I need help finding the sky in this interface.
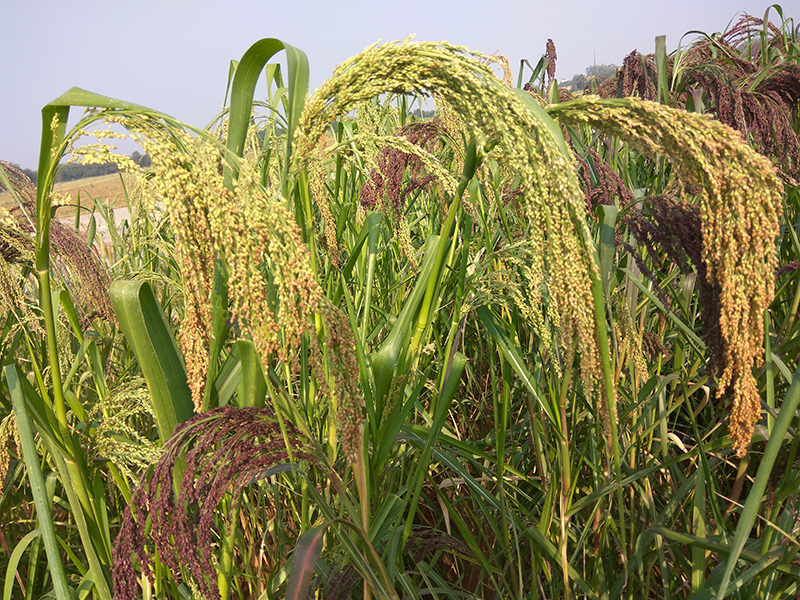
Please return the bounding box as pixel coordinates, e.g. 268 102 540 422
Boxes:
0 0 788 170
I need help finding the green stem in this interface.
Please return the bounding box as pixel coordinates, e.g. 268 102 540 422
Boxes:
37 270 68 435
217 505 239 600
353 434 371 600
558 352 575 600
591 272 628 563
409 137 479 353
765 311 775 435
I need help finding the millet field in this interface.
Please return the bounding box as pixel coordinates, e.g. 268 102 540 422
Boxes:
1 8 800 600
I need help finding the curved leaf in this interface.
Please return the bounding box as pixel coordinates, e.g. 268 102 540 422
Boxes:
5 366 72 600
223 38 309 193
110 280 194 441
3 529 40 600
286 524 326 600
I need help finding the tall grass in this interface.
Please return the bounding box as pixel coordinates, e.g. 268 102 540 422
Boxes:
1 9 800 600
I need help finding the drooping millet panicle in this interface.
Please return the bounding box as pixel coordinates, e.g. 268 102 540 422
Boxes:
0 195 40 337
0 160 115 328
0 412 20 487
322 527 472 599
50 216 116 325
309 297 363 461
775 260 799 280
607 50 664 101
125 125 219 412
0 159 37 202
623 195 725 380
358 118 449 269
214 154 326 371
461 238 562 375
85 377 161 481
545 39 558 83
719 13 787 52
557 87 576 103
99 111 362 458
63 126 139 174
550 96 783 456
308 138 340 268
406 526 473 565
293 40 602 392
678 36 800 181
359 119 446 216
575 147 635 210
112 406 319 600
596 14 800 181
611 291 649 388
485 53 514 88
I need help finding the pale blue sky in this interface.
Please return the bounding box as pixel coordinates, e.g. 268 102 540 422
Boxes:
0 0 787 169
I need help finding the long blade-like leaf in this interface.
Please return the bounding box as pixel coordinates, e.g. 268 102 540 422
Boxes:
110 280 194 441
3 529 40 600
476 306 558 428
5 366 72 600
36 87 172 263
223 38 309 193
286 524 326 600
716 362 800 598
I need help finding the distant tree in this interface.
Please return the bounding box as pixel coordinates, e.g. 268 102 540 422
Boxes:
560 64 619 91
409 108 436 119
130 151 151 168
562 73 588 91
54 162 119 183
585 64 619 80
22 168 37 183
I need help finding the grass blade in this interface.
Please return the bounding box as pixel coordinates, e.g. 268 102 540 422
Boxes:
110 280 194 441
475 306 557 428
286 524 326 600
716 360 800 598
5 366 72 600
223 38 309 194
3 529 39 600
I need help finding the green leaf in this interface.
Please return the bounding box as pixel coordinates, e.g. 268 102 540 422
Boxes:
3 529 40 600
371 235 438 416
402 352 468 540
716 361 800 598
655 35 670 104
621 267 706 352
598 204 618 299
514 88 572 158
692 450 707 593
235 340 267 408
203 257 231 411
523 525 600 600
110 280 194 442
286 524 326 600
223 38 309 194
5 366 72 600
36 87 165 265
475 306 558 428
215 345 245 408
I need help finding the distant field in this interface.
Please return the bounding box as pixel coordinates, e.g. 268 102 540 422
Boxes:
0 172 135 216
